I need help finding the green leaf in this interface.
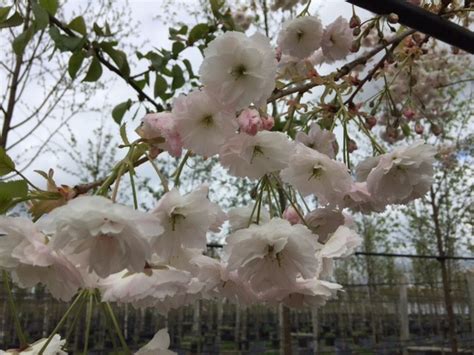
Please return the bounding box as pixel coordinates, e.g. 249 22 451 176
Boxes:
0 180 28 200
39 0 58 16
0 6 11 22
0 148 15 176
101 43 130 77
182 59 194 78
12 27 34 56
32 2 49 30
188 23 209 45
49 26 84 52
112 100 132 125
171 65 185 90
172 41 185 58
68 50 85 79
0 11 23 29
68 16 87 35
154 74 167 98
210 0 224 17
82 57 102 82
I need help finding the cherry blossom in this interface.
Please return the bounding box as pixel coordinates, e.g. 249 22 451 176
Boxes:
295 123 338 159
281 143 352 205
199 31 277 110
277 16 323 59
220 131 294 179
321 16 352 62
173 90 237 157
135 328 177 355
225 218 319 293
38 196 163 278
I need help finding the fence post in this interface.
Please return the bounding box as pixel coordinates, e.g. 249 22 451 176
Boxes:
311 308 318 354
399 275 409 355
467 270 474 336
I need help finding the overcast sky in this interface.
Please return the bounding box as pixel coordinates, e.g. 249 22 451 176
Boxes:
9 0 371 193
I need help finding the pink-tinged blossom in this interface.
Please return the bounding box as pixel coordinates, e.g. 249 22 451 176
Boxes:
320 226 362 259
225 218 319 293
136 328 177 355
356 141 436 205
260 278 342 308
100 266 194 310
316 226 362 279
191 255 258 304
1 334 67 354
282 206 302 225
277 16 323 59
305 207 345 243
136 112 183 158
151 185 225 262
0 217 82 301
199 31 277 110
343 182 385 214
295 123 338 159
280 144 352 205
321 17 352 62
220 131 293 179
172 90 237 157
38 196 163 278
0 217 42 269
228 205 270 232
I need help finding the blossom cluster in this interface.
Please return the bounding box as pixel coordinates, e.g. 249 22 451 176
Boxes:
0 10 440 354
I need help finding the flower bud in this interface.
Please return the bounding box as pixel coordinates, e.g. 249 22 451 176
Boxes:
415 122 424 134
350 40 360 53
348 139 358 153
365 116 377 129
388 13 399 24
352 27 361 36
403 108 416 120
431 124 442 136
283 206 302 225
349 15 361 29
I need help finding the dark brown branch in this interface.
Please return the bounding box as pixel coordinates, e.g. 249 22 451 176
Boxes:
267 29 416 103
48 16 162 111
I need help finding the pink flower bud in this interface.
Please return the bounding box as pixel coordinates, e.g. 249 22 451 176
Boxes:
261 115 275 131
415 122 424 134
365 116 377 129
237 108 262 136
403 108 416 120
348 139 358 153
283 206 301 225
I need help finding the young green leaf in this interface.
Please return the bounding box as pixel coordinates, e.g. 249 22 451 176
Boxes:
68 16 87 35
171 65 185 90
0 148 15 176
82 57 103 82
0 180 28 199
39 0 58 16
112 100 132 125
12 27 34 56
32 2 49 30
154 74 168 98
0 11 23 29
68 50 85 79
188 23 209 45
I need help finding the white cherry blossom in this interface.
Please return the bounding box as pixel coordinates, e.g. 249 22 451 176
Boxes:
225 218 319 293
135 328 176 355
277 16 323 59
295 123 338 159
321 16 352 62
38 196 163 278
173 90 237 157
199 31 277 110
220 131 293 179
280 143 352 205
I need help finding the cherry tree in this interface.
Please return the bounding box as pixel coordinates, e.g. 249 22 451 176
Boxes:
0 0 472 353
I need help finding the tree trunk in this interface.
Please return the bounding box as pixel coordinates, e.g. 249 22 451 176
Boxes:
430 188 458 354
